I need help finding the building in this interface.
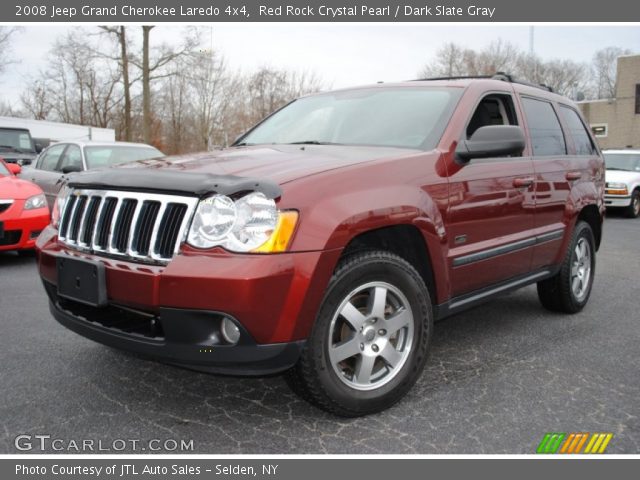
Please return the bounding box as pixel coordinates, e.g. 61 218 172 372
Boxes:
578 54 640 150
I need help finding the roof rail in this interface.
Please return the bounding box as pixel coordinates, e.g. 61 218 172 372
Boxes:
413 72 554 93
491 72 554 93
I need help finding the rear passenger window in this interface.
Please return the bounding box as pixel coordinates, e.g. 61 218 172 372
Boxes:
521 97 566 156
559 106 596 155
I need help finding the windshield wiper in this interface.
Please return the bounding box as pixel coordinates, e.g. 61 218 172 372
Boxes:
287 141 342 145
234 142 255 147
606 167 629 171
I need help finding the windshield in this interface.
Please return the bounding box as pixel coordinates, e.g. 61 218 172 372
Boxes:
238 87 462 150
604 153 640 172
84 146 164 169
0 129 34 153
0 162 9 176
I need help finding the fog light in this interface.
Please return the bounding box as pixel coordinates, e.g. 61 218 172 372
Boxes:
221 317 241 344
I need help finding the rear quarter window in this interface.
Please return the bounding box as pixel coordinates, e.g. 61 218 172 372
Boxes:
559 105 596 156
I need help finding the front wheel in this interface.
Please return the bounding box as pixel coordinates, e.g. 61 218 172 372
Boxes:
286 251 433 417
537 221 596 313
625 190 640 218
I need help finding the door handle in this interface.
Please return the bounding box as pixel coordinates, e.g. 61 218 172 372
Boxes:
565 171 581 181
513 177 534 188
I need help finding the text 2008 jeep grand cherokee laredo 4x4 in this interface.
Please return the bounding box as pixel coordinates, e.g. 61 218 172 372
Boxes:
36 74 605 416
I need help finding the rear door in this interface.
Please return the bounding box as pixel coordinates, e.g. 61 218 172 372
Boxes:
446 88 536 297
518 97 598 269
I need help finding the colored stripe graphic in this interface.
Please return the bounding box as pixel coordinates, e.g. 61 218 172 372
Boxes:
537 433 566 453
585 433 613 454
538 432 613 454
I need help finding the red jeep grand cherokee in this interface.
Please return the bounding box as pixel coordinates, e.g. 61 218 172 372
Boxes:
36 75 605 416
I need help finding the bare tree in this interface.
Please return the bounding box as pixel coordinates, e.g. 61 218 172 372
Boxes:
418 42 470 78
20 79 52 120
134 26 199 144
186 51 236 150
25 30 123 129
0 27 19 76
100 26 134 140
592 46 632 99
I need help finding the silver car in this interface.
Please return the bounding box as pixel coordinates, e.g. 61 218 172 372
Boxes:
22 141 164 208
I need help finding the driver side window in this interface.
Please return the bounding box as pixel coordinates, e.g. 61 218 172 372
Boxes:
467 94 519 139
38 144 66 171
58 145 83 172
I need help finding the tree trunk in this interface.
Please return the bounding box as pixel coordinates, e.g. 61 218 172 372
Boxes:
119 27 132 142
142 26 153 144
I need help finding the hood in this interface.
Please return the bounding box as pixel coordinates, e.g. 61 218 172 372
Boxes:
605 169 640 185
0 150 37 166
0 175 43 200
68 145 418 197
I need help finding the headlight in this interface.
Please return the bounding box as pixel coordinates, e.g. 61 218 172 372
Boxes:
187 192 298 253
24 193 47 210
51 186 71 228
606 182 627 190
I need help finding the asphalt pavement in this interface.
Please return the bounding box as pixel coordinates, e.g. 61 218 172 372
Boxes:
1 214 638 454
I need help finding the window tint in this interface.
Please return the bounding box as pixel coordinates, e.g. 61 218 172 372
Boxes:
521 97 566 156
559 106 596 156
38 144 66 171
58 145 83 172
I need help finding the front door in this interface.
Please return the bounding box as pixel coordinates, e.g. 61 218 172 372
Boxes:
446 91 536 297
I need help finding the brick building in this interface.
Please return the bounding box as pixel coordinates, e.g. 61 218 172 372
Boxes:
578 54 640 149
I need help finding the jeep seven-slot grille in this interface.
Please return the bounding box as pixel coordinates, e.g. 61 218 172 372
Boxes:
58 189 198 264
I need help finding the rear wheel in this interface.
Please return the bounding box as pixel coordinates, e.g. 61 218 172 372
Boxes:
286 250 432 417
537 221 596 313
625 190 640 218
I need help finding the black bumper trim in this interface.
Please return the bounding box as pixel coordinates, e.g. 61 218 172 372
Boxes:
49 300 305 376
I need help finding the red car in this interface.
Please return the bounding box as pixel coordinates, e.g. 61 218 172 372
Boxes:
0 159 50 252
36 75 604 416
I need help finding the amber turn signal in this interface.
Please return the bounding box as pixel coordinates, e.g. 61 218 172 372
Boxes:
252 211 299 253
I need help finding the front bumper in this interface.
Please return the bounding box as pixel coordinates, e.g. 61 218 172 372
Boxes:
604 194 631 208
0 206 49 251
45 283 305 375
36 226 341 375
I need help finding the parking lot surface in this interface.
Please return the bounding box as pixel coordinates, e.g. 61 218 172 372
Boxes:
1 215 639 454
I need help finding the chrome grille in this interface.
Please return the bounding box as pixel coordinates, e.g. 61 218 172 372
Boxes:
58 189 198 264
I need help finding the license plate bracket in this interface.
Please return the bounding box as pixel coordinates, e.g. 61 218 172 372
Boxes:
57 256 107 307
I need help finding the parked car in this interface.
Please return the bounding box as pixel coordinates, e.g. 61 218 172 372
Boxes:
603 149 640 218
35 74 604 416
23 141 164 208
0 127 40 166
0 159 50 253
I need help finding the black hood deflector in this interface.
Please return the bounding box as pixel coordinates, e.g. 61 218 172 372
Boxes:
66 168 282 199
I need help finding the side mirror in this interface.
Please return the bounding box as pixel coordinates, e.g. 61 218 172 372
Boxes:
34 142 43 153
62 165 82 174
7 163 22 175
456 125 525 162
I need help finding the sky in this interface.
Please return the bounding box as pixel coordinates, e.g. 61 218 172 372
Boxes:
1 24 639 107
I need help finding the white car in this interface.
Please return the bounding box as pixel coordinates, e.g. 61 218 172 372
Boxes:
604 149 640 218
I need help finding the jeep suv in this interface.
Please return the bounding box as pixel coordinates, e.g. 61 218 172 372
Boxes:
0 127 39 166
36 75 605 416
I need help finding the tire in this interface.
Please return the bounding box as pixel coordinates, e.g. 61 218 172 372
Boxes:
286 250 433 417
537 221 596 313
625 190 640 218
